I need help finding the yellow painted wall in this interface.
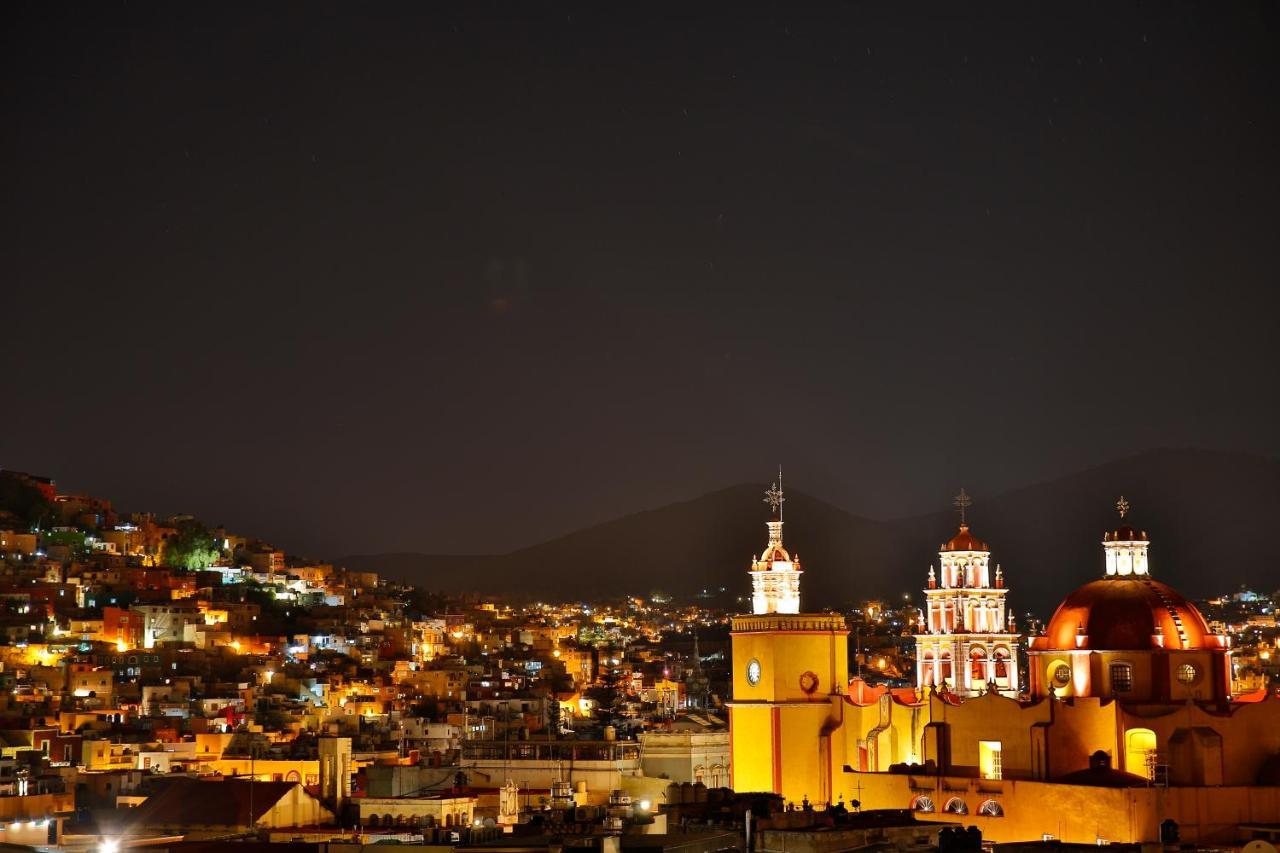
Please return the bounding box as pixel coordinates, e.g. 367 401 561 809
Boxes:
1046 698 1119 778
729 704 774 793
844 696 931 771
925 692 1051 778
731 615 847 698
210 757 320 785
845 767 1280 844
778 703 842 806
848 771 1158 843
1119 694 1280 786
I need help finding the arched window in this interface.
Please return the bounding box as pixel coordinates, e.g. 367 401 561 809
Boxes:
1125 728 1157 780
970 649 987 682
911 795 935 813
367 814 381 827
944 797 968 815
978 800 1004 817
920 652 935 687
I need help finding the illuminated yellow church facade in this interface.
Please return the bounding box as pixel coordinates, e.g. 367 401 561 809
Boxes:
728 487 1280 844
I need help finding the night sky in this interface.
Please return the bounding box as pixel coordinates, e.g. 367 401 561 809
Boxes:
3 4 1277 559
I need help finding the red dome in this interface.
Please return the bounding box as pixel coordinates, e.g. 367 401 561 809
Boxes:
758 542 793 564
1104 525 1148 542
942 524 987 552
1041 577 1211 651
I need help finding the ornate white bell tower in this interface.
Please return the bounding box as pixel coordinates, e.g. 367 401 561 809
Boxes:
749 469 802 615
914 489 1021 698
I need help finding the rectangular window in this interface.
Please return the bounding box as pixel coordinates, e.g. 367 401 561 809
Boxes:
979 741 1002 780
1110 663 1133 693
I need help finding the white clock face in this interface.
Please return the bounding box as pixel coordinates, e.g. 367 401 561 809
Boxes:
746 659 762 686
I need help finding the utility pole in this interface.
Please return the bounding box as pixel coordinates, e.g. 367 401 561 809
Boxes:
855 627 862 678
248 742 255 835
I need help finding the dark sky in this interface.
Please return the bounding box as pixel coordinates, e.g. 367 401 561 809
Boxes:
3 3 1277 559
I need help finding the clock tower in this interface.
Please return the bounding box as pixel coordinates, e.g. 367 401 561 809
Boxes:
728 472 849 806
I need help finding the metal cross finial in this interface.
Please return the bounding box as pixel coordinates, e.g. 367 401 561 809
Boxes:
764 467 785 519
953 488 972 524
1116 496 1130 519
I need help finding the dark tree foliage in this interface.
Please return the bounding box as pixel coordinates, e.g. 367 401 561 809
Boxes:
162 520 221 569
0 476 56 530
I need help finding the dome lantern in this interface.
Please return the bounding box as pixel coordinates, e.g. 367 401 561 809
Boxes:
749 468 802 615
1103 496 1150 578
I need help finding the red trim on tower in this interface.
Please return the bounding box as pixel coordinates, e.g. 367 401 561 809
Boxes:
727 706 734 789
771 706 783 794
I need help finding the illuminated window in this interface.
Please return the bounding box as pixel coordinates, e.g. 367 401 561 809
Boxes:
978 800 1004 817
979 741 1002 780
1176 664 1198 684
1124 728 1157 780
1110 663 1133 693
911 796 935 813
944 797 968 815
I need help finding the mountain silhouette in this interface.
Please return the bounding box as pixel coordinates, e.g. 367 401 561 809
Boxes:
341 449 1280 616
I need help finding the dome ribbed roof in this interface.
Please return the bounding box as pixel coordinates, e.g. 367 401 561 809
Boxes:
1041 577 1211 651
942 524 987 552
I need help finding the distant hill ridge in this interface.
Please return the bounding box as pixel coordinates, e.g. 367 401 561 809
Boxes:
341 449 1280 615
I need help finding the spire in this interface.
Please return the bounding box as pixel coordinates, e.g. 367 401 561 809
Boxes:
763 468 785 547
953 488 972 525
764 467 785 521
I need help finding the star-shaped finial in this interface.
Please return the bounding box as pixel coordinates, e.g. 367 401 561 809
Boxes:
764 481 785 516
1116 496 1130 519
953 488 972 524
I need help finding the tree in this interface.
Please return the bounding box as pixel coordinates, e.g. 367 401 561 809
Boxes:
162 520 221 569
0 475 56 530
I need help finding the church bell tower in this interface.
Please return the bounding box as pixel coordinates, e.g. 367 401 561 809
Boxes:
914 489 1022 698
729 470 848 807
